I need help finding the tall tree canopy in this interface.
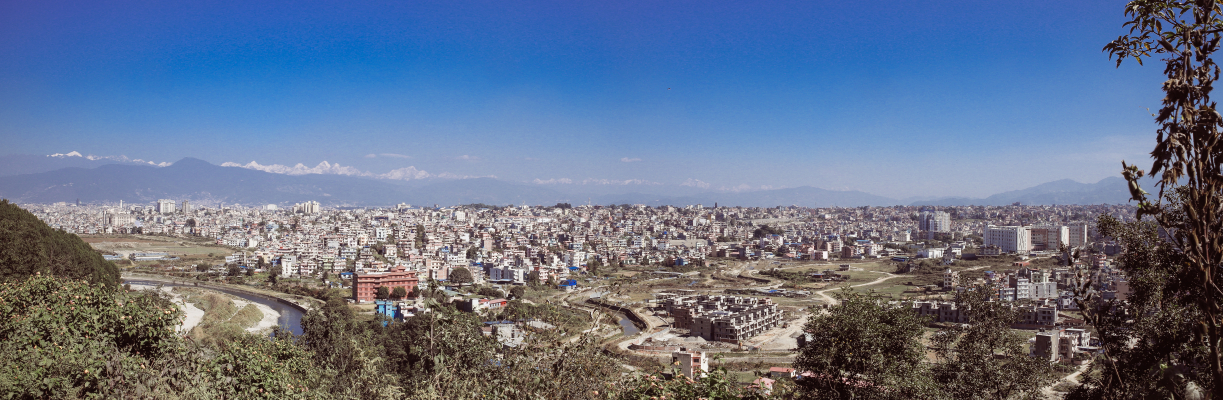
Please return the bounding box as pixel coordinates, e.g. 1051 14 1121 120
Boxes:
0 200 119 287
449 267 474 285
1095 1 1223 398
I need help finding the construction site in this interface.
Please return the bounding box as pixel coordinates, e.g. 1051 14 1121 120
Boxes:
661 294 785 343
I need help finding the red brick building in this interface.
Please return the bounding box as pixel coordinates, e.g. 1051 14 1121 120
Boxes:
353 266 419 303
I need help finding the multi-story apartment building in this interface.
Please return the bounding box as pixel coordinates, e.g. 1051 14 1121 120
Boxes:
918 209 952 233
1067 224 1088 247
156 199 176 213
1030 225 1068 251
352 266 420 303
665 295 783 343
984 225 1031 254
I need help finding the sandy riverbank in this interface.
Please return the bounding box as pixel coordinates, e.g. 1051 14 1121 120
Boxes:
128 284 205 334
232 298 281 333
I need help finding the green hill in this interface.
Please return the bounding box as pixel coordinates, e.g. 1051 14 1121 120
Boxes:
0 199 119 287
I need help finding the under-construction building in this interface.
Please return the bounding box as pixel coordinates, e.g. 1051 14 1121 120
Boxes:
664 295 783 343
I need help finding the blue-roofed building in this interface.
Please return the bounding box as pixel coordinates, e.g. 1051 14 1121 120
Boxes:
374 300 409 325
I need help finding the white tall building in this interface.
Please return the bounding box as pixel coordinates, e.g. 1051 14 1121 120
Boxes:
156 199 176 213
918 209 952 233
294 201 320 214
180 199 191 213
984 225 1032 254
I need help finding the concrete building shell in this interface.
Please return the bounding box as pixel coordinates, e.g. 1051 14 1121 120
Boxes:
665 295 783 343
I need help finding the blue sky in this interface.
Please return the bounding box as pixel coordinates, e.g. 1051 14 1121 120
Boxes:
0 0 1163 198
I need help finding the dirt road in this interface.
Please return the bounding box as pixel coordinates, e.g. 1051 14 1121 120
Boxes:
814 273 901 305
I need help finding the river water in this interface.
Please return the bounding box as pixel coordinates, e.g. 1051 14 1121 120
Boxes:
615 312 641 335
123 279 305 336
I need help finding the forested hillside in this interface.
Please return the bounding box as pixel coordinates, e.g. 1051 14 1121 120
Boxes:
0 199 119 287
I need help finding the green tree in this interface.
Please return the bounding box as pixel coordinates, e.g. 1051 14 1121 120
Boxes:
930 290 1055 399
227 264 241 277
1094 2 1223 397
465 246 479 260
752 224 784 239
300 293 402 398
449 267 474 285
390 286 407 300
527 271 541 287
587 258 603 275
0 200 120 287
1066 215 1213 399
509 286 525 299
414 224 426 249
0 273 322 398
477 287 504 298
375 286 389 300
793 291 935 399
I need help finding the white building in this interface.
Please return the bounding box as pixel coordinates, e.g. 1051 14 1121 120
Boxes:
918 247 945 259
918 209 951 233
984 225 1032 254
671 349 708 379
294 201 320 214
489 266 526 284
156 199 176 213
1029 269 1059 300
107 213 135 226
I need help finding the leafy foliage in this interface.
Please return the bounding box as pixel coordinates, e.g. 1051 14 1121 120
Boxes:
477 286 504 298
0 199 119 287
793 291 935 399
1097 1 1223 397
1066 216 1213 399
752 225 784 239
615 366 786 400
794 290 1053 399
928 291 1055 400
0 273 322 399
449 267 474 285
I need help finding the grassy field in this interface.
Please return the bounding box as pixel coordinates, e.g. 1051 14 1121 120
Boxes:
83 234 238 267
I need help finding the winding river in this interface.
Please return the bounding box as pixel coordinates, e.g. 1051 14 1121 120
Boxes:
123 279 306 336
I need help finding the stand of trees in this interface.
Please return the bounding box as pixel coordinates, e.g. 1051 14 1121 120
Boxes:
0 200 119 288
1066 2 1223 398
794 290 1055 399
448 267 473 285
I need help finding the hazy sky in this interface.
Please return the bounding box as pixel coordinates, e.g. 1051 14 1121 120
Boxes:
0 0 1165 198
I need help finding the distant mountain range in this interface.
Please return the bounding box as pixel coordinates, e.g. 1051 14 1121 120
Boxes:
908 177 1148 207
0 157 1144 207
